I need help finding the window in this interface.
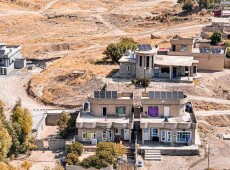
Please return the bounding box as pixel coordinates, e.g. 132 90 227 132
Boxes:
161 131 166 141
115 128 121 135
161 67 169 73
176 131 191 143
139 56 142 67
108 131 112 141
127 65 130 70
151 128 158 137
181 44 187 51
82 131 96 140
102 107 107 117
172 45 176 51
193 66 197 74
146 56 150 68
167 131 172 142
102 131 107 141
116 106 126 115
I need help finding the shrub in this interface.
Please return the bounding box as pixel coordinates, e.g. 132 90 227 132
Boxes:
139 77 150 87
67 142 84 156
182 0 193 11
96 142 126 157
210 31 222 45
66 153 79 165
103 38 137 63
80 155 109 169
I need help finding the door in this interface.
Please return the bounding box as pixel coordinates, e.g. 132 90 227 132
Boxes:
124 129 130 140
102 107 107 117
102 131 107 141
164 107 169 117
167 131 172 142
173 67 177 77
143 128 149 141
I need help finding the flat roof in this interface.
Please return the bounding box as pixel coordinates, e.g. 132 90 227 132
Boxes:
154 55 198 67
212 17 230 23
140 112 192 124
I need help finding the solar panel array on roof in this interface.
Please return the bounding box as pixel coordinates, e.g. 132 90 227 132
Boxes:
94 91 117 99
137 44 152 51
199 48 222 54
149 91 184 100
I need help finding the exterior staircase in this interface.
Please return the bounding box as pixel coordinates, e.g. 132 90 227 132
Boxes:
144 149 162 161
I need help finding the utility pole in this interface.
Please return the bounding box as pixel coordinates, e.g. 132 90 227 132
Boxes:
207 143 210 169
134 135 137 170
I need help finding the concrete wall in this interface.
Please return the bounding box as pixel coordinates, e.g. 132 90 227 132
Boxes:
88 97 133 117
48 139 66 150
119 62 136 78
224 57 230 68
45 112 78 126
141 128 196 144
66 165 113 170
192 53 225 71
35 140 44 150
76 128 115 142
135 54 155 79
160 148 199 156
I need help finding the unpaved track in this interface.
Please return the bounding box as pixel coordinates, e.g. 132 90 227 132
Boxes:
188 95 230 105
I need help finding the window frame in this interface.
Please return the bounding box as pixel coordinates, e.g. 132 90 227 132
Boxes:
116 106 126 115
139 56 142 67
115 128 121 135
176 131 192 143
146 56 150 68
161 130 166 142
102 106 107 117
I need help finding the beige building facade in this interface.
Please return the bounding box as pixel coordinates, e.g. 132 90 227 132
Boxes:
140 91 198 145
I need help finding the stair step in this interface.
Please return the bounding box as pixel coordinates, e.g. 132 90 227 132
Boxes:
144 155 161 158
145 153 161 156
144 157 162 161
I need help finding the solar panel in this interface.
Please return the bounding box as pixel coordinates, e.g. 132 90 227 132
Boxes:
94 91 100 98
161 91 167 99
106 91 112 99
137 44 152 51
172 91 178 99
148 91 184 100
155 91 161 99
100 91 106 98
112 91 117 99
149 91 155 99
167 92 172 99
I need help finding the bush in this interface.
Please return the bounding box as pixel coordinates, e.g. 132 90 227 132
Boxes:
67 142 84 156
66 153 79 165
96 142 126 157
103 38 137 63
80 155 110 169
182 0 193 11
210 31 222 45
139 77 150 87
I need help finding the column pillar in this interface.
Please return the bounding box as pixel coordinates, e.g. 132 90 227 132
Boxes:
129 129 132 143
142 129 145 144
169 66 172 80
188 66 191 80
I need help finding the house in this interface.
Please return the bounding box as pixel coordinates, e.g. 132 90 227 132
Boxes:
201 18 230 40
169 35 226 71
118 44 199 81
0 43 26 75
140 91 198 145
75 91 134 143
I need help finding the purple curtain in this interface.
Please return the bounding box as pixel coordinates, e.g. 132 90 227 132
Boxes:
148 107 158 117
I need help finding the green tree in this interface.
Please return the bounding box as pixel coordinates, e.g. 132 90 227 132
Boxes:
0 126 12 161
97 151 115 165
67 142 84 156
182 0 193 11
96 142 126 157
210 31 222 45
57 112 71 137
66 153 79 165
103 38 137 63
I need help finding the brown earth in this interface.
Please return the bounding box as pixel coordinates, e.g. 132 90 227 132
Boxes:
0 0 218 107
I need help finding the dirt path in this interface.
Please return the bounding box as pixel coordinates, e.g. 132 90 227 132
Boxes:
195 110 230 115
188 95 230 105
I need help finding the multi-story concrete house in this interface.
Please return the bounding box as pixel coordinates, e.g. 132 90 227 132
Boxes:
201 17 230 40
140 91 198 145
76 90 198 148
169 35 226 71
75 91 134 143
118 44 199 81
0 43 26 75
